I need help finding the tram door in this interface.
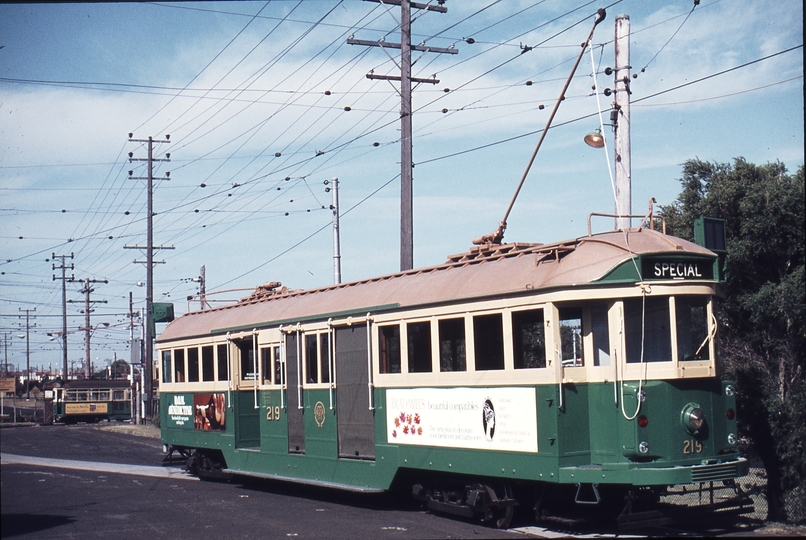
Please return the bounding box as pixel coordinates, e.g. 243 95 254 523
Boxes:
285 333 305 454
335 325 375 459
234 339 260 449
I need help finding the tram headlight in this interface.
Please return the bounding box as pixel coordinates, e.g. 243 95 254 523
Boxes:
725 384 735 396
727 433 738 445
638 441 649 454
681 403 706 435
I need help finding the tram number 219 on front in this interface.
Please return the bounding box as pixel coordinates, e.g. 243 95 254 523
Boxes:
683 439 703 454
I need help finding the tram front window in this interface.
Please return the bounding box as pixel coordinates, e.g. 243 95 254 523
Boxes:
625 296 672 363
559 308 583 367
676 297 711 361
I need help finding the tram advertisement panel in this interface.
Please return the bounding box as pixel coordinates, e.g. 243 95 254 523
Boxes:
386 387 537 453
193 393 226 431
166 393 194 428
65 403 108 414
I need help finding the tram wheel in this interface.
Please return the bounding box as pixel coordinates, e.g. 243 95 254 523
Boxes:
493 483 514 529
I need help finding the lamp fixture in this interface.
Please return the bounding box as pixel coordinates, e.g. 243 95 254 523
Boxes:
584 127 605 148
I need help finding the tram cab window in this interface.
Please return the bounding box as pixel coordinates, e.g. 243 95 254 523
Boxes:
439 318 466 372
676 297 711 361
407 321 432 373
559 308 584 367
162 350 172 383
590 305 611 367
275 347 284 385
625 296 672 363
379 325 401 374
513 309 546 369
235 339 256 380
261 346 282 384
261 347 272 384
202 345 215 382
216 344 228 381
188 347 200 382
175 349 186 382
474 313 504 371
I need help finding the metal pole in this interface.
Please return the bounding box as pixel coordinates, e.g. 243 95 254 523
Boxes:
400 0 413 271
330 178 342 284
614 14 632 229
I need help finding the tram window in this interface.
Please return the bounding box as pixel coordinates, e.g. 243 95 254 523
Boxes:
305 334 318 383
407 321 432 373
162 350 172 383
274 346 283 385
676 297 711 361
379 325 401 374
202 346 214 382
625 296 672 363
175 349 186 382
236 339 256 380
439 318 466 372
559 308 584 367
590 306 611 367
261 347 272 384
320 334 331 383
513 309 546 369
113 390 125 400
217 344 228 381
474 314 504 371
187 347 200 382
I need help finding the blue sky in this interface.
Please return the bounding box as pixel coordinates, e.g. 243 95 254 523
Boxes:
1 0 803 374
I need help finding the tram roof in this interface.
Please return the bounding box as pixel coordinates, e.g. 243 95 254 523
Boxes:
157 228 714 342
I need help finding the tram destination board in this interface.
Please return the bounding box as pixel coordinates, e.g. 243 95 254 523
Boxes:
642 257 714 281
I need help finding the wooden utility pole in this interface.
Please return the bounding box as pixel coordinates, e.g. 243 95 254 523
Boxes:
74 278 108 379
18 308 35 398
127 134 171 420
51 253 74 379
614 14 632 229
348 0 456 271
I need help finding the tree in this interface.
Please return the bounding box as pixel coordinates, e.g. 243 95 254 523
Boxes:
661 158 805 524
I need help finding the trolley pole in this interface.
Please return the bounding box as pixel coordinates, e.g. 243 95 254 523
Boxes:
614 14 632 229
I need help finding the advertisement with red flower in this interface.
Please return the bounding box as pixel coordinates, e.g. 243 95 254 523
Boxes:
386 387 537 453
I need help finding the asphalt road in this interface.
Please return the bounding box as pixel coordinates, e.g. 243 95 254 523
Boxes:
1 423 524 539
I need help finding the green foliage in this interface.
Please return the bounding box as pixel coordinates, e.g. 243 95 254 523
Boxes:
661 158 805 523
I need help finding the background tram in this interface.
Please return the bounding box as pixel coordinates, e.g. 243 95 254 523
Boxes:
156 223 749 528
52 379 132 424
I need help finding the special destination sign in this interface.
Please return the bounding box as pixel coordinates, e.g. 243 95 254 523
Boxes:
641 257 714 281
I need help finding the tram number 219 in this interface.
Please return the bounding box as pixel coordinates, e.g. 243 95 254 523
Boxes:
683 438 703 454
266 406 282 421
